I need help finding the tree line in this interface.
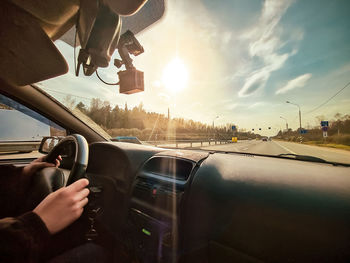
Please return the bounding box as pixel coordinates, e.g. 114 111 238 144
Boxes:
65 96 256 141
276 113 350 145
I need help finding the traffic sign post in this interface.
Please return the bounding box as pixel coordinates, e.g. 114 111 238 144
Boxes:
231 125 237 141
300 129 308 134
321 121 329 138
321 121 329 127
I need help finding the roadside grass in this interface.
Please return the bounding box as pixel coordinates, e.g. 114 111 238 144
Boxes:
303 141 350 151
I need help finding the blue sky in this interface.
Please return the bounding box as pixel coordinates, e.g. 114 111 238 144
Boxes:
0 110 50 141
41 0 350 136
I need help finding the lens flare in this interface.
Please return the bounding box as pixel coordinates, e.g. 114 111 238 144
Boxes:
162 57 188 92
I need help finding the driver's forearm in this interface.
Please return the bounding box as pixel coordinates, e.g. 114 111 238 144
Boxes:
0 164 31 217
0 212 51 263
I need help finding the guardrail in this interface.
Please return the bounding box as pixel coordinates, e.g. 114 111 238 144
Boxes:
0 141 41 153
0 139 235 153
144 139 233 148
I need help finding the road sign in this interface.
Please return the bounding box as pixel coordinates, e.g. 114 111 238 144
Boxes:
321 121 329 127
300 129 308 134
323 131 328 138
232 125 236 131
322 126 328 132
232 137 237 143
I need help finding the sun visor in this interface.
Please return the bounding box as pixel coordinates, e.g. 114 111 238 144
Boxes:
0 1 68 86
60 0 165 47
121 0 165 35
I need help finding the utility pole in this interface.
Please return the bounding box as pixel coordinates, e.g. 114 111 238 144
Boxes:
280 116 289 131
286 101 302 137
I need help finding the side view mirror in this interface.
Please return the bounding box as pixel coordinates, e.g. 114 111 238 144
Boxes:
39 136 62 154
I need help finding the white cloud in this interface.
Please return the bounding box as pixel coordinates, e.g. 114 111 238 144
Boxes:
226 103 240 110
222 31 232 45
275 73 312 94
238 69 269 97
248 101 267 108
158 92 170 102
238 0 300 97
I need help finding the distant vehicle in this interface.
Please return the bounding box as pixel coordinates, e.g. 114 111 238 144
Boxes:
262 137 268 141
111 136 142 144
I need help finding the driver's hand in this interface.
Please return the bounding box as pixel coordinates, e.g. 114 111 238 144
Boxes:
22 155 62 177
33 178 90 234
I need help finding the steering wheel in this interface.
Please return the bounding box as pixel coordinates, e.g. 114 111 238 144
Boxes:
45 134 89 186
23 134 89 211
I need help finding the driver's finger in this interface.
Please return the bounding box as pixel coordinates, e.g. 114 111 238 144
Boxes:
33 156 46 163
76 197 89 209
74 188 90 202
31 162 55 171
67 178 89 192
55 158 60 167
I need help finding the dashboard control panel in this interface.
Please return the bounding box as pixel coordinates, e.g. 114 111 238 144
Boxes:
127 154 206 262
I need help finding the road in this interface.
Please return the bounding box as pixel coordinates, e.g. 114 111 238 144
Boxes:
201 140 350 164
1 140 349 165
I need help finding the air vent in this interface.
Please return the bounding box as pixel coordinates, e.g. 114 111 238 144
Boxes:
135 180 153 191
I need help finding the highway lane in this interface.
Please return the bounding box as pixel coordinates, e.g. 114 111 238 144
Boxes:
1 140 349 165
201 140 350 164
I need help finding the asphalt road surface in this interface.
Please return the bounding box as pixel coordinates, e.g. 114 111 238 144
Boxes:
201 140 350 164
1 140 349 165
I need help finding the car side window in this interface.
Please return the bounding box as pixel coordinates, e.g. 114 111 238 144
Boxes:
0 94 66 160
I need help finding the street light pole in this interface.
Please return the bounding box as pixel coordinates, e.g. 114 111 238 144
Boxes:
286 101 302 133
280 116 289 131
212 116 219 140
212 116 219 128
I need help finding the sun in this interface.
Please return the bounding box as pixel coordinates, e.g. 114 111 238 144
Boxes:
162 57 188 92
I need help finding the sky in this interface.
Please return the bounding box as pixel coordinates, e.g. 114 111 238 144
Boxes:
40 0 350 136
0 110 50 141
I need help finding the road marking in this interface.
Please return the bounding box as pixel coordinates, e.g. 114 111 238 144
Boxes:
273 141 297 154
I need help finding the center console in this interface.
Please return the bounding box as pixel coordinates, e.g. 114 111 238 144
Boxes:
126 151 208 262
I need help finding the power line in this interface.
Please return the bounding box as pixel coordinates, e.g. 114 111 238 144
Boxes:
41 87 93 101
305 81 350 115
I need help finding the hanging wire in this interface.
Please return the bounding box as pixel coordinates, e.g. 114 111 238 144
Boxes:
305 81 350 115
74 27 78 76
95 70 120 86
74 10 80 77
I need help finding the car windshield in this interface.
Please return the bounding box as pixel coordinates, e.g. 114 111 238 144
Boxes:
39 0 350 165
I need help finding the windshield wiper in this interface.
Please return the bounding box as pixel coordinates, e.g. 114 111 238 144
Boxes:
278 153 326 163
277 153 350 167
200 150 350 167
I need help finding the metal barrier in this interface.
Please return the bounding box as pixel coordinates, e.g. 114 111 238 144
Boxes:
144 139 233 148
0 141 41 153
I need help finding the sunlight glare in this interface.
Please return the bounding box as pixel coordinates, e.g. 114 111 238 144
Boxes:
162 57 188 92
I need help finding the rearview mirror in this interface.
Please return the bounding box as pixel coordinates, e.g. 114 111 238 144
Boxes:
39 136 62 154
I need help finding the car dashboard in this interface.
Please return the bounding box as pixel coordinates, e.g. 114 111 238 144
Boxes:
85 141 350 263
